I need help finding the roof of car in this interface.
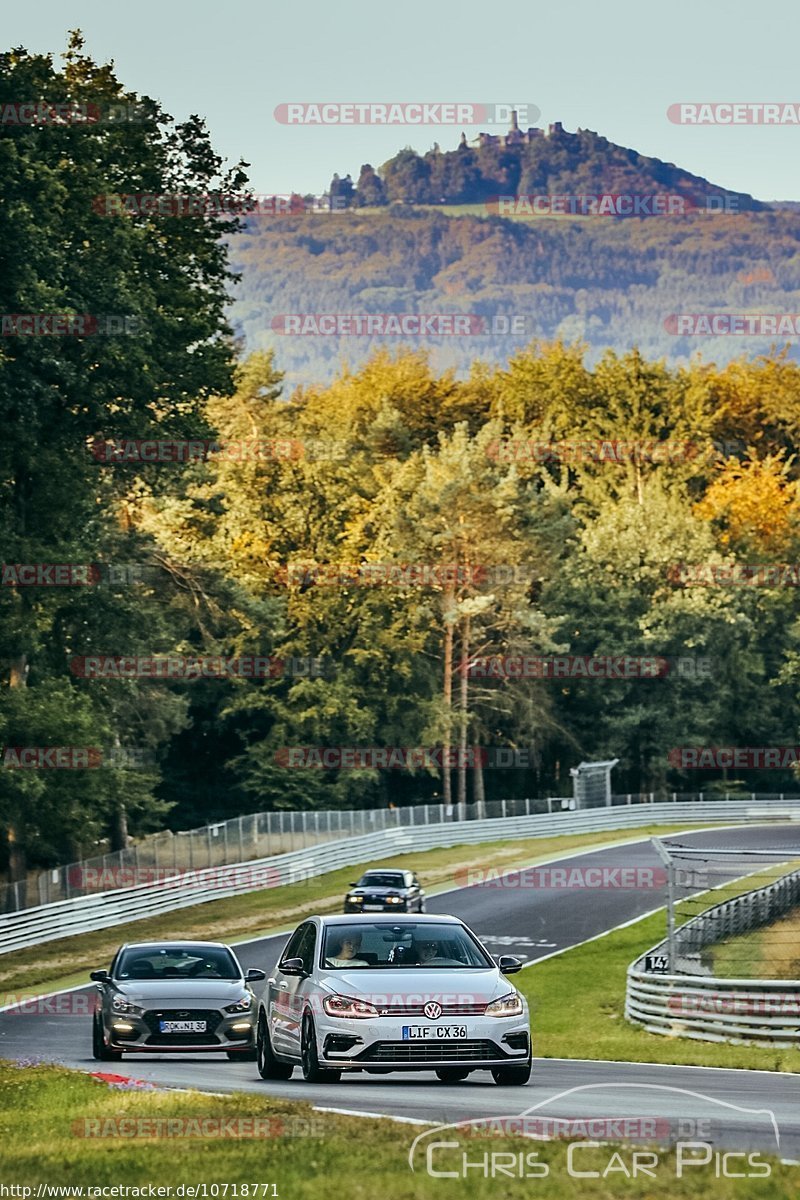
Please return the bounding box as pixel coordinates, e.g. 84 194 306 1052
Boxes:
316 913 461 926
361 867 410 874
121 940 232 951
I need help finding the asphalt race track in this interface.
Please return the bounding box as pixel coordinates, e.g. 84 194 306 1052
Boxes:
2 824 799 1158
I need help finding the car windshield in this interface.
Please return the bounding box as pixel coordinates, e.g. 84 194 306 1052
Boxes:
321 922 492 969
115 946 240 980
356 873 405 888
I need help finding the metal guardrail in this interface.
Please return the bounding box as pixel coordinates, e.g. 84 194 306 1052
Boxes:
8 790 800 913
2 797 799 957
626 863 800 1046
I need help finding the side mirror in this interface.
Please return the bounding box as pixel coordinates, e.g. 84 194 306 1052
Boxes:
279 957 306 977
90 969 109 983
498 955 522 975
245 967 267 982
349 882 357 887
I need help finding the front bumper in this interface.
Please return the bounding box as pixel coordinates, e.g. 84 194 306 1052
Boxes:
105 1008 256 1052
343 898 409 912
316 1016 530 1070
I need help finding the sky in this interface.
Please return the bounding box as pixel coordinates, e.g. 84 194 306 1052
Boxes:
5 0 800 201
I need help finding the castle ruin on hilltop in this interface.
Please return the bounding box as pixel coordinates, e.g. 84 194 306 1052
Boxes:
458 112 566 150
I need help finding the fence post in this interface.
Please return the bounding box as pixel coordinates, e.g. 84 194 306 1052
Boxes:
651 838 676 970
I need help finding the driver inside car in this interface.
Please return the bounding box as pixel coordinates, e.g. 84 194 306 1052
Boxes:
325 932 368 968
413 938 443 963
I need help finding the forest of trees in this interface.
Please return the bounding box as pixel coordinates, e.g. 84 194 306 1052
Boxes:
231 206 800 385
3 38 800 885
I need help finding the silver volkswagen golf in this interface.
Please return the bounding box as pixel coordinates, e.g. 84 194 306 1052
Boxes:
256 915 531 1085
91 940 265 1060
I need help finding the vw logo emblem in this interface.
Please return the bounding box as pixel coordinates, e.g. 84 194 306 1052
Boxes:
423 1001 442 1020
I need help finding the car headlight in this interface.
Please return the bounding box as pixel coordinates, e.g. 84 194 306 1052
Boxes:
111 996 143 1015
323 995 379 1019
385 895 403 904
347 893 363 902
485 992 524 1018
224 995 254 1013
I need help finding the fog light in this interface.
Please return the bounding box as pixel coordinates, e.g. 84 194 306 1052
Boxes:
112 1021 134 1032
230 1021 253 1031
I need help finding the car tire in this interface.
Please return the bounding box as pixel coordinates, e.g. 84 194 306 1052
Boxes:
226 1047 258 1061
418 899 426 913
435 1068 470 1083
491 1058 531 1086
300 1013 341 1084
92 1014 123 1062
256 1013 293 1080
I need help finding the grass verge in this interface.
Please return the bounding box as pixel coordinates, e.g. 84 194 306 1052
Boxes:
519 908 800 1072
1 825 702 998
0 1061 794 1196
710 905 800 980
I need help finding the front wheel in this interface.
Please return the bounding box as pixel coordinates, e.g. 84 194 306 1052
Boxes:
418 898 426 913
435 1068 469 1083
92 1015 122 1062
256 1013 293 1080
491 1058 531 1087
301 1013 341 1083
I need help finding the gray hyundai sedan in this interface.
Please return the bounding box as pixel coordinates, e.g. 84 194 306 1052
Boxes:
90 940 265 1061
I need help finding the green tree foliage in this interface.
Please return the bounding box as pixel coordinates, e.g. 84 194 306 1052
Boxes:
0 34 247 884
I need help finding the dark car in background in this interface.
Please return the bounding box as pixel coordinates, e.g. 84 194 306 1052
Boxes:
90 940 265 1061
343 868 426 913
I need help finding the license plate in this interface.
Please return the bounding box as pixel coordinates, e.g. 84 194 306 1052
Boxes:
402 1025 467 1039
159 1019 206 1033
363 904 383 910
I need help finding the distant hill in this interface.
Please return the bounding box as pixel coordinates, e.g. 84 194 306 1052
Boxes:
227 125 799 388
330 121 766 214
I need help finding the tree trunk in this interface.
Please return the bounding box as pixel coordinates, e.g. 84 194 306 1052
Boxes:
6 647 28 906
473 744 485 813
109 733 130 852
457 615 470 808
110 802 129 853
8 654 28 688
441 584 454 807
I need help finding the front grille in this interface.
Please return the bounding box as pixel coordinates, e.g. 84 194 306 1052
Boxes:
357 1040 501 1062
143 1008 222 1045
376 1002 487 1016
